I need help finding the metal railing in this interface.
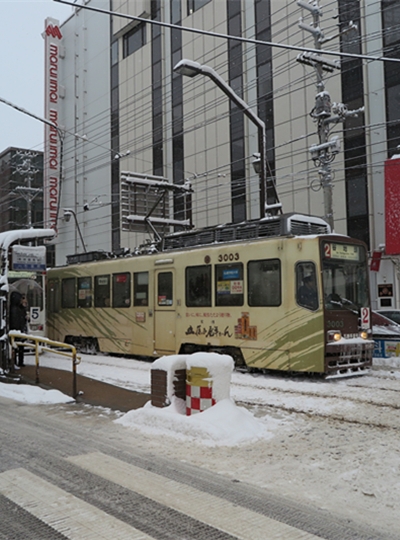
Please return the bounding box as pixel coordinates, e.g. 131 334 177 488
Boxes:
8 332 81 398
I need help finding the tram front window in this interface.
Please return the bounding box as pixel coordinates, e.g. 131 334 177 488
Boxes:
322 241 368 310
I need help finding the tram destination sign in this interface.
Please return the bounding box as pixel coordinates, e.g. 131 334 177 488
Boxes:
324 242 360 261
12 245 46 271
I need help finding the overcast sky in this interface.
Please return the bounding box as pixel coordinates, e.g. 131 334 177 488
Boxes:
0 0 73 154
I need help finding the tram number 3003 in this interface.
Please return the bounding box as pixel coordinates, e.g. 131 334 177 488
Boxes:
218 253 239 262
327 320 344 329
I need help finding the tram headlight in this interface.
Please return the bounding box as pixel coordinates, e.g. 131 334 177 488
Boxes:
327 330 342 342
359 330 369 340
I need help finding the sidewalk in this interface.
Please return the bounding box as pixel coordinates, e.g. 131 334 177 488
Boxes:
19 365 150 412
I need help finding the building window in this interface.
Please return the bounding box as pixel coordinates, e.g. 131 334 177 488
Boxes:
255 0 276 201
338 0 369 248
227 1 246 224
382 1 400 47
110 33 120 251
123 22 146 58
187 0 211 15
152 1 163 177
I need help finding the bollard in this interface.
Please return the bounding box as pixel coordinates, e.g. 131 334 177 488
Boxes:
186 352 234 416
151 355 187 408
186 366 215 415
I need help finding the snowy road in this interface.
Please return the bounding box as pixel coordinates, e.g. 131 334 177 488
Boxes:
6 351 400 535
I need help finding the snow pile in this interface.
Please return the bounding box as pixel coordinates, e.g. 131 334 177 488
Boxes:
115 397 273 447
135 352 263 445
0 382 73 404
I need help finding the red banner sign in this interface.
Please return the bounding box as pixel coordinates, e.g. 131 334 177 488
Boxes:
385 157 400 255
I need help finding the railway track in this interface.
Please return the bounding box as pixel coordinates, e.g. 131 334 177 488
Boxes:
231 368 400 430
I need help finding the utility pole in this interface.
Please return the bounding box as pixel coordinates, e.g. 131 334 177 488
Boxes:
14 151 43 228
297 0 363 230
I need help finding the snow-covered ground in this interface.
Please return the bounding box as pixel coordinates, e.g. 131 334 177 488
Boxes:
1 351 400 534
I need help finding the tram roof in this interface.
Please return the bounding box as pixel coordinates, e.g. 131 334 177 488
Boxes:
65 213 333 266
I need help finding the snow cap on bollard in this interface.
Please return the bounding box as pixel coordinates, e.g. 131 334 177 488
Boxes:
186 352 234 416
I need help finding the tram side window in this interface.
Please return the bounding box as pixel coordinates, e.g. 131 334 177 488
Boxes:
77 277 92 308
215 263 243 307
296 262 319 311
158 272 173 306
248 259 281 306
61 278 75 309
134 272 149 306
113 273 131 308
48 279 60 313
186 265 211 307
94 275 110 307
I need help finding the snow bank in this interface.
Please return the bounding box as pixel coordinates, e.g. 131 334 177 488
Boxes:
0 382 73 404
118 352 269 446
115 397 273 447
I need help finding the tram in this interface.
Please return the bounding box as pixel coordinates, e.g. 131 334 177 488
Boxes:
46 213 374 377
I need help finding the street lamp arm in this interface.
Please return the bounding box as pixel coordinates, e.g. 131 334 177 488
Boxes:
63 208 87 253
174 59 282 218
174 60 265 131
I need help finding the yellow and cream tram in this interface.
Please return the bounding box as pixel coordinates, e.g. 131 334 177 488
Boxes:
47 214 374 377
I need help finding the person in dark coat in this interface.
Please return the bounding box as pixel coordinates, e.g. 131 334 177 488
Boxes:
9 291 27 367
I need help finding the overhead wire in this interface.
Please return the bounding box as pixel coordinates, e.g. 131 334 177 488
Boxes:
28 0 399 249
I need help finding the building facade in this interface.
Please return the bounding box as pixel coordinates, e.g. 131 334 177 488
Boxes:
52 1 112 264
53 0 400 308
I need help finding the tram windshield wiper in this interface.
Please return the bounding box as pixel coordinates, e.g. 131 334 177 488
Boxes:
328 294 359 314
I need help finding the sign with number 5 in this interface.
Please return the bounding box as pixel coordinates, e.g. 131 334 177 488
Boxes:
30 307 41 322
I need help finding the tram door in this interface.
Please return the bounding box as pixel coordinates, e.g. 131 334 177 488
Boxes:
154 270 176 354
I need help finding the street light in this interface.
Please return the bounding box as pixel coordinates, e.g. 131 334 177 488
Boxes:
173 59 281 218
63 208 87 253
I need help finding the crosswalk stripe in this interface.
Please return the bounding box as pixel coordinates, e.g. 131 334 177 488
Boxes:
68 452 322 540
0 468 155 540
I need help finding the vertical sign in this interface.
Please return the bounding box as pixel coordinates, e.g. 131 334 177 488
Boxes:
43 17 62 231
360 307 370 330
385 157 400 255
370 251 382 272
